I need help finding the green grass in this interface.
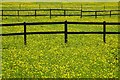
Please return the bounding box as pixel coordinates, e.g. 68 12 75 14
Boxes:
1 2 119 78
2 2 119 10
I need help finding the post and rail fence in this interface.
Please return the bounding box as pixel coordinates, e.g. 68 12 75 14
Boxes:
0 21 120 45
0 9 120 19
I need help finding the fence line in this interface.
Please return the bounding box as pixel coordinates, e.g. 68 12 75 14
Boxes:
1 9 120 19
0 21 120 45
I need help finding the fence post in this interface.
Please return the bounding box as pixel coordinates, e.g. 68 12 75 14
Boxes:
35 10 36 17
64 10 66 16
2 10 3 20
95 11 97 18
24 22 27 45
81 9 82 18
103 21 106 43
65 20 67 43
18 10 19 21
18 10 19 16
50 9 51 19
110 11 111 17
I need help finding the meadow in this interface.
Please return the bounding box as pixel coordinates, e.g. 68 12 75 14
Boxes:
1 2 120 78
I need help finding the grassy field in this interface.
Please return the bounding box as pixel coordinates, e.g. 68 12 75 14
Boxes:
1 2 119 78
2 2 119 10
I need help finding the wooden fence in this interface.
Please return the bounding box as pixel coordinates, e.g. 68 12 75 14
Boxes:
1 9 120 19
0 21 120 45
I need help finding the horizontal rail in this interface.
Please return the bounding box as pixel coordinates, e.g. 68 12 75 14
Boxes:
70 9 120 12
0 9 120 12
1 22 120 26
0 31 64 36
1 14 120 16
1 32 120 36
68 32 120 34
0 14 50 16
67 22 120 25
1 23 24 26
1 14 119 18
